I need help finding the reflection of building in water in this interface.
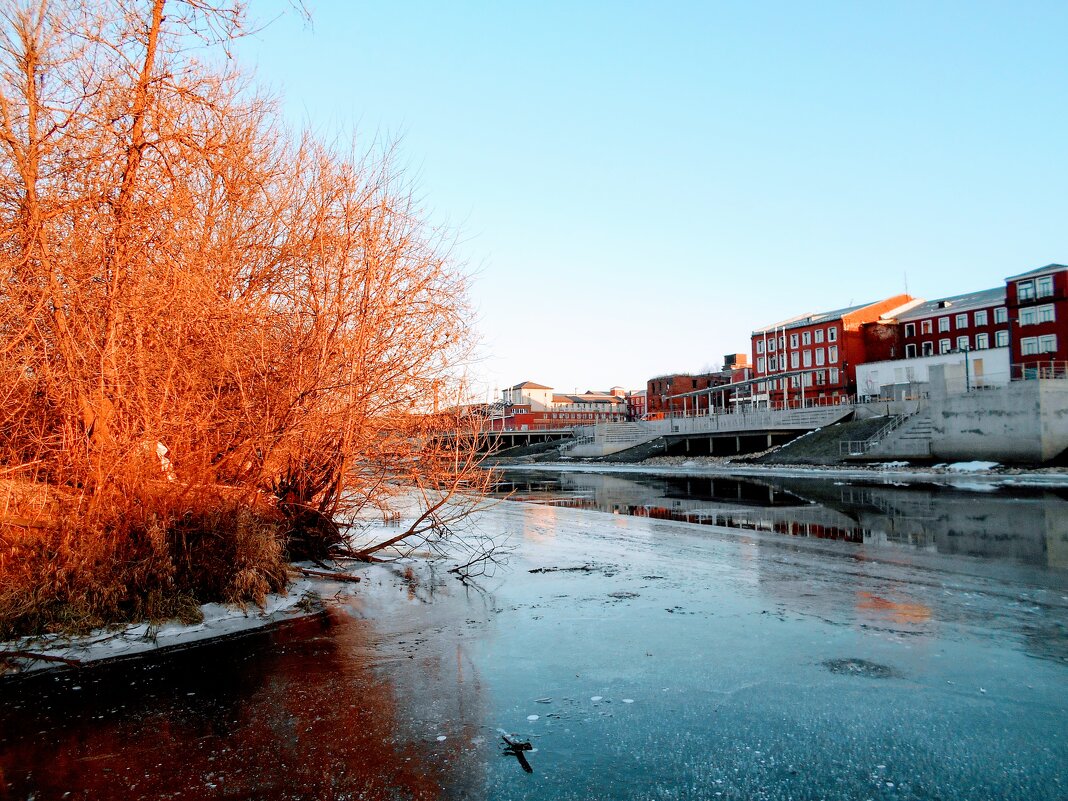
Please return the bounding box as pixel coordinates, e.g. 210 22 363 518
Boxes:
496 470 1068 570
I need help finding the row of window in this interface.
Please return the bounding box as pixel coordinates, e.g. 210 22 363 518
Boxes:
904 331 1009 357
755 326 838 354
1017 275 1055 302
756 369 841 391
1019 304 1056 326
756 346 839 374
904 306 1008 338
1020 335 1058 355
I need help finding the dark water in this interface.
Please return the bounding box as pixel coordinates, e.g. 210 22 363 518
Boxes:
2 477 1067 800
491 468 1068 570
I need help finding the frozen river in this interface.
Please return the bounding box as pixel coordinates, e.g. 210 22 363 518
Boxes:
2 471 1066 800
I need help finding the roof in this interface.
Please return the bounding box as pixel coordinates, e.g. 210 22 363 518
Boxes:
552 393 624 405
894 286 1006 322
511 381 552 390
752 300 879 335
1005 263 1068 281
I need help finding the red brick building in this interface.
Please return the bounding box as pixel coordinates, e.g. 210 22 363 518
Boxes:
1006 264 1068 375
750 294 915 406
895 287 1009 359
489 381 629 430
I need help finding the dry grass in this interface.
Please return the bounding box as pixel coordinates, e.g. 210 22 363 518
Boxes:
0 482 286 640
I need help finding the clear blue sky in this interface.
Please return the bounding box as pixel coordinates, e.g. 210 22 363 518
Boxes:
236 1 1067 398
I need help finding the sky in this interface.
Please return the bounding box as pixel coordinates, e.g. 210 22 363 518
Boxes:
234 1 1068 398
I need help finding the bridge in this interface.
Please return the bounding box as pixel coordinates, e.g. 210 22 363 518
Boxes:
563 403 862 458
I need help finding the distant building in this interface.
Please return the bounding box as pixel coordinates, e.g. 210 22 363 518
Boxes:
491 381 629 430
626 389 647 420
750 294 916 405
646 371 732 416
1005 264 1067 375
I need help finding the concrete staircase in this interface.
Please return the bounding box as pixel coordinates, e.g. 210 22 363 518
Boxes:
843 409 934 459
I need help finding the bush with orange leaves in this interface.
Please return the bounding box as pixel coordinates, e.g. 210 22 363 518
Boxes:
0 0 490 639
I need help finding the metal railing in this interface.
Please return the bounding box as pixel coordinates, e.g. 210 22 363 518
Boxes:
839 410 918 457
1012 361 1068 381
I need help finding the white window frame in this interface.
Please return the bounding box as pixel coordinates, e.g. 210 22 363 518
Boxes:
827 326 838 342
938 317 951 333
1038 304 1055 323
1020 308 1037 326
922 341 934 356
802 350 812 367
955 313 968 329
975 333 989 349
1017 280 1036 301
756 340 764 354
956 335 969 351
921 320 933 335
815 348 825 366
829 367 839 383
905 343 917 358
1021 337 1039 356
790 333 799 349
994 307 1008 324
1039 334 1057 353
973 309 988 327
904 323 915 338
814 329 824 344
790 352 799 369
939 339 951 354
828 345 838 363
995 330 1009 348
757 356 766 373
1037 276 1054 298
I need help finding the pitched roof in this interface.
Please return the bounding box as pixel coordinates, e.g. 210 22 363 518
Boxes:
511 381 552 390
1005 263 1068 281
894 286 1005 322
752 300 878 335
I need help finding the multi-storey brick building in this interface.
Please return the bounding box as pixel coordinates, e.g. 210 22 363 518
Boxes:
1006 264 1068 374
750 294 915 406
895 287 1009 359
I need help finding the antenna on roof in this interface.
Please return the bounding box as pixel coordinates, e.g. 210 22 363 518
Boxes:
904 272 909 295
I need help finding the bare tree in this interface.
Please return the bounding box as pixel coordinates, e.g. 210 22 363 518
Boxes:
0 0 491 638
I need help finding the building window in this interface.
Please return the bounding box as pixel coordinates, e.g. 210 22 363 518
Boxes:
922 341 934 356
802 331 811 345
1020 308 1037 326
1037 276 1054 298
1039 334 1057 352
995 330 1009 347
1018 280 1036 301
975 333 989 349
814 329 824 343
956 335 969 351
955 313 968 329
790 375 800 388
921 320 933 335
769 356 778 371
827 326 838 342
790 333 799 349
789 352 798 369
815 370 826 385
757 356 766 373
974 309 988 326
938 317 950 333
905 343 917 358
939 339 951 354
904 323 915 338
815 348 825 366
768 338 776 352
802 350 812 367
829 368 840 383
1021 337 1039 356
1038 304 1056 323
756 340 764 354
828 345 838 363
994 306 1008 324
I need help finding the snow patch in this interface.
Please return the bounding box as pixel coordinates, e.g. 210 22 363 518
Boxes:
947 461 1000 473
3 578 318 675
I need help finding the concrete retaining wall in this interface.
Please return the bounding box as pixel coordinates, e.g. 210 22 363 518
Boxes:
927 365 1068 462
